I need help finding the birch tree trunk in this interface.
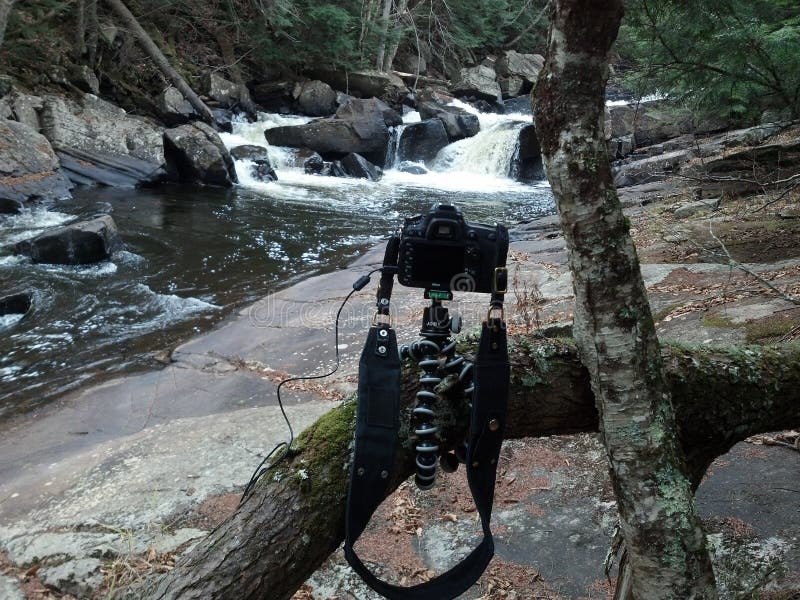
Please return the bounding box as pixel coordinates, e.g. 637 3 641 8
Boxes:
104 0 216 126
381 0 408 72
131 340 800 600
375 0 393 70
0 0 15 50
532 1 717 598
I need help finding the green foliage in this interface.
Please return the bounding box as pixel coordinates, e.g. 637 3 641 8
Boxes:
618 0 800 121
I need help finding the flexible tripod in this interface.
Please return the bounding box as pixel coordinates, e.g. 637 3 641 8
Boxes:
400 297 474 490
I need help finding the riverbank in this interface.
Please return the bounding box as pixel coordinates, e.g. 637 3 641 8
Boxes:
2 150 800 596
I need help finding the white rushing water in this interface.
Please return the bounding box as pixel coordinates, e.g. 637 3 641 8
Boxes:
218 100 543 199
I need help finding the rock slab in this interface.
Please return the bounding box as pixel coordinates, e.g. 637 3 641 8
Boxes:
14 215 122 265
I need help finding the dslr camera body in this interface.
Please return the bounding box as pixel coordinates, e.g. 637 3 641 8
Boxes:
397 203 508 296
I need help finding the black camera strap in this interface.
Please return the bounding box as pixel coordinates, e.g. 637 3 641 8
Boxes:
344 289 509 598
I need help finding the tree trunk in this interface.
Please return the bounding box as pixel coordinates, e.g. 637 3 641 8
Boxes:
104 0 215 126
0 0 15 50
532 2 717 599
86 0 98 67
214 28 258 119
134 339 800 600
381 0 408 72
74 0 86 58
374 0 393 71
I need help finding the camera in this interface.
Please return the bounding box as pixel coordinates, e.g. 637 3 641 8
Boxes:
397 203 508 295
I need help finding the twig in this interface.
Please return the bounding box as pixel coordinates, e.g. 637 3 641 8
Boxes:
705 224 800 305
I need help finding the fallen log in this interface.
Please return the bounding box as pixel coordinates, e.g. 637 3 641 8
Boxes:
136 337 800 599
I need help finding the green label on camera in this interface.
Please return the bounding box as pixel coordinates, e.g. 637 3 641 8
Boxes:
425 290 451 300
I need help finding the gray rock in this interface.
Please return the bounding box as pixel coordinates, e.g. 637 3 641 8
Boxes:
613 149 692 188
504 95 533 115
397 119 449 165
397 161 427 175
294 80 337 117
417 101 479 142
146 528 207 555
39 94 165 187
499 75 525 99
163 122 238 187
0 119 73 202
0 292 32 318
339 152 382 181
157 86 196 125
3 531 122 566
0 575 24 600
334 97 402 127
266 118 390 167
40 558 103 598
14 215 122 265
0 97 12 119
230 145 270 162
10 91 43 131
71 65 100 95
451 65 502 103
673 198 721 218
310 69 408 106
605 101 729 146
206 72 240 107
250 159 278 182
495 51 544 86
299 150 324 174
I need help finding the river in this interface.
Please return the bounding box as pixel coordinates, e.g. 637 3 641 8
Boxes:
0 102 554 419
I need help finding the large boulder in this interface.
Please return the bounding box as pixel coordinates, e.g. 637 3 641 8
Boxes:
249 81 293 113
230 145 270 162
0 119 73 202
0 292 32 318
510 124 545 182
451 65 502 103
417 102 479 142
39 94 165 187
9 91 43 131
157 86 197 125
495 51 544 87
206 73 241 107
339 153 382 181
163 122 238 187
0 197 25 214
14 215 122 264
310 69 408 107
293 80 337 117
499 75 525 99
335 97 402 127
605 101 729 147
397 119 450 165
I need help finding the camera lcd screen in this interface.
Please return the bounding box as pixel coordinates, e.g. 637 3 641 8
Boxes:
410 243 464 287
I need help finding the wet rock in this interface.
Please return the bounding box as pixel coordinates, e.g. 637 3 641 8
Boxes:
0 197 25 214
299 150 324 174
157 86 197 125
674 198 720 218
397 161 427 175
40 94 164 187
417 101 479 142
510 124 545 182
451 65 501 103
397 119 449 166
325 160 348 178
40 558 103 598
249 80 293 113
0 119 73 203
339 152 382 181
0 292 32 318
265 117 390 167
495 51 544 89
163 122 238 187
14 215 122 265
211 108 235 133
293 80 337 117
251 159 278 182
230 145 270 162
0 575 24 600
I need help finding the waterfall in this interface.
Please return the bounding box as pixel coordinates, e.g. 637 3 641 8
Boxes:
432 120 526 177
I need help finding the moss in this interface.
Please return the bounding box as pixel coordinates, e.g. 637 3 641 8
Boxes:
744 314 800 343
652 303 683 323
701 314 736 328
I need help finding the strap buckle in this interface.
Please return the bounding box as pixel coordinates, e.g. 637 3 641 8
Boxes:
493 267 508 294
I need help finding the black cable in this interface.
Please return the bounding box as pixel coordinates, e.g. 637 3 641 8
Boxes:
240 267 385 505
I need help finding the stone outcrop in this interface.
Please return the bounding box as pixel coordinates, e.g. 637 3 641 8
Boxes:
157 86 197 125
451 65 502 103
39 94 165 187
0 119 73 202
293 80 337 117
397 119 450 165
163 122 238 187
417 101 480 141
265 97 400 167
339 152 382 181
14 215 122 265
